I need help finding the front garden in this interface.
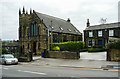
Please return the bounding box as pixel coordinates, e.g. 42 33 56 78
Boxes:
51 41 106 52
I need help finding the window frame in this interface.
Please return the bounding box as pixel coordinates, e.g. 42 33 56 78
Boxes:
98 30 102 37
109 30 114 36
89 31 93 37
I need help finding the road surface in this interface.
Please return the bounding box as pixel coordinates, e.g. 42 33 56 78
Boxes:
1 64 119 79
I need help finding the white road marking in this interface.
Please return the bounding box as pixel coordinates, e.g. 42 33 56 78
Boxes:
17 70 46 75
3 65 16 68
3 68 8 70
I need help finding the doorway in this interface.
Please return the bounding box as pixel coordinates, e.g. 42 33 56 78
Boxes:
33 41 37 55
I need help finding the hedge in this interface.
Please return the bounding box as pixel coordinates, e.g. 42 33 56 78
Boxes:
51 41 85 52
106 39 120 50
88 48 106 52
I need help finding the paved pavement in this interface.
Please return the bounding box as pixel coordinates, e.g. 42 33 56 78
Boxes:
20 52 119 70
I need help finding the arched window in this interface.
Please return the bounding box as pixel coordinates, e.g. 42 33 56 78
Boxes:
34 24 36 36
19 26 22 38
31 24 33 36
38 27 40 35
36 24 38 35
38 43 40 50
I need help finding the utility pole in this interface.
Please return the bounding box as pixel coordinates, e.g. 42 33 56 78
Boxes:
48 29 49 51
51 20 53 50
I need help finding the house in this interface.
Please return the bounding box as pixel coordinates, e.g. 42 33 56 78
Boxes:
2 40 19 54
19 7 82 55
84 19 120 48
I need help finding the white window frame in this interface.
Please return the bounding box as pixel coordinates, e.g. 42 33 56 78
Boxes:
98 31 102 37
89 32 93 37
109 30 114 36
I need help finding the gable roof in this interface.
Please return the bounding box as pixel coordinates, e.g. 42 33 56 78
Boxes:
35 11 81 35
85 22 120 31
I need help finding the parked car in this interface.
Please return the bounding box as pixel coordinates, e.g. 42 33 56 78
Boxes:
0 54 18 65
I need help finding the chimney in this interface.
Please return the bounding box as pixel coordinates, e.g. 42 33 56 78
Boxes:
87 19 90 27
67 18 70 22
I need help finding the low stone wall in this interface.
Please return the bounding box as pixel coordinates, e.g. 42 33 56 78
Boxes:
47 51 80 59
107 49 120 61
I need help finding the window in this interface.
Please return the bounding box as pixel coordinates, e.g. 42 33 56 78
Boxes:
38 27 40 35
89 32 93 37
88 40 92 47
38 43 40 50
31 24 33 36
109 30 114 36
36 24 37 35
19 26 22 38
28 43 29 49
34 24 36 36
98 31 102 37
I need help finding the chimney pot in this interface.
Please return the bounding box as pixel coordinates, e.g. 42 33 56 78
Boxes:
67 18 70 22
87 19 90 27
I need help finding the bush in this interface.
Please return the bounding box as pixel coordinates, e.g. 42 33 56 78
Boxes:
88 48 106 52
51 41 85 52
106 39 120 50
79 48 88 52
52 46 60 51
2 48 8 54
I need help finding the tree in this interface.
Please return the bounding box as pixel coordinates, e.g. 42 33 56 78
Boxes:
2 48 8 54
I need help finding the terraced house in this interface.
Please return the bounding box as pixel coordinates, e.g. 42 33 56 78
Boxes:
19 7 82 55
84 19 120 48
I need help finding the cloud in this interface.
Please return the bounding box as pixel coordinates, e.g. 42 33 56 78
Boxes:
0 0 119 40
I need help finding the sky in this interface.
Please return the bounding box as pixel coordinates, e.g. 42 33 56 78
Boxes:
0 0 119 40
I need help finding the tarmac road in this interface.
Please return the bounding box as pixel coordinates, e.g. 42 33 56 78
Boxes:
1 64 119 78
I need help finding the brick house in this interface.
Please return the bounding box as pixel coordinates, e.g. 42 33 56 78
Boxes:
2 41 19 54
19 7 82 55
84 19 120 48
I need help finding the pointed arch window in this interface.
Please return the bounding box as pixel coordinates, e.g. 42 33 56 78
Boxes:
34 24 36 36
39 27 40 35
31 24 33 36
36 24 38 35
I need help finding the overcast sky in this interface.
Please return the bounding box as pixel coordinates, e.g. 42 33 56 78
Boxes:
0 0 119 40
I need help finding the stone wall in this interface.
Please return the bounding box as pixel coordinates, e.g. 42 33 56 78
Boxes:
107 49 120 61
47 51 80 59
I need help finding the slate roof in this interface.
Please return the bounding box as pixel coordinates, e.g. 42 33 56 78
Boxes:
85 22 120 31
2 42 19 47
35 11 81 35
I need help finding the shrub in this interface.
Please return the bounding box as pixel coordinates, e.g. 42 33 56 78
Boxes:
79 48 88 52
51 41 85 52
106 39 120 50
52 46 60 51
2 48 8 54
88 48 106 52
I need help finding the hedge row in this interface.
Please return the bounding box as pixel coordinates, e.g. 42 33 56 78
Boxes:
87 48 106 52
80 48 106 52
50 41 85 52
106 39 120 50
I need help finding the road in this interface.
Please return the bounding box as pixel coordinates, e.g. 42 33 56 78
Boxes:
1 64 119 79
